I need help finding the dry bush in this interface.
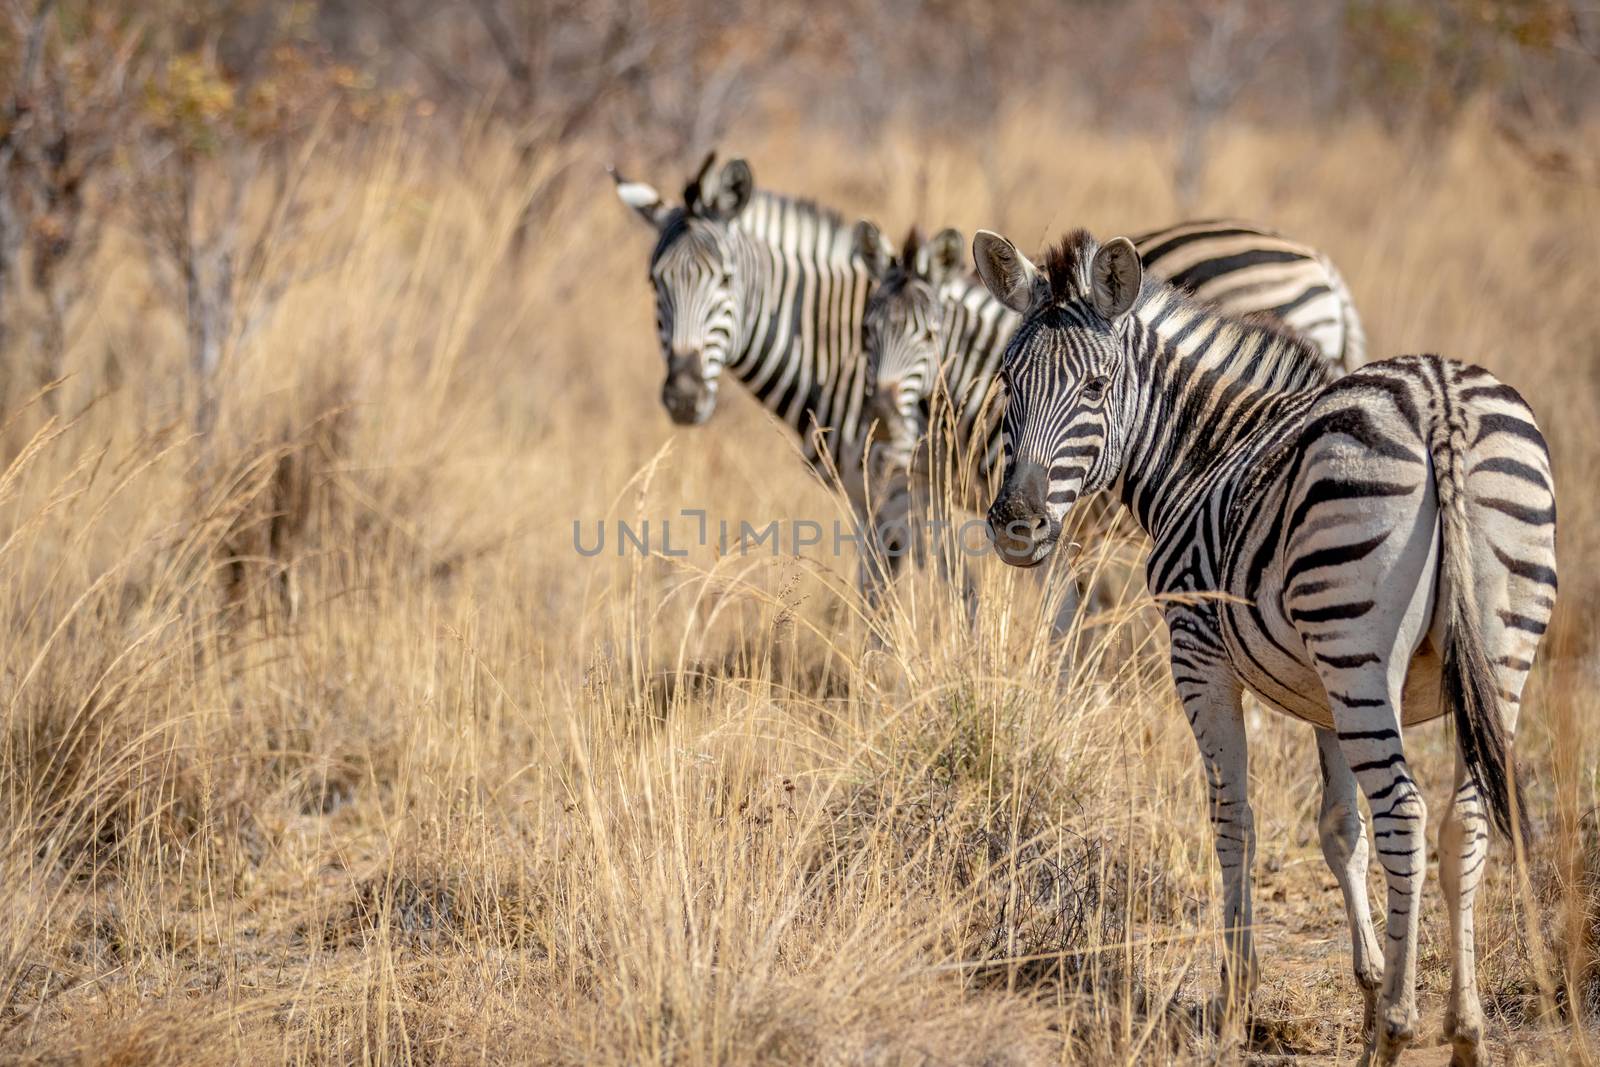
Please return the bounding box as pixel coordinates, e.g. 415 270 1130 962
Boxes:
0 109 1596 1067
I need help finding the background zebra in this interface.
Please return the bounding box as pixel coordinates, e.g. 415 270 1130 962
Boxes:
852 218 1366 487
611 153 959 609
973 227 1556 1067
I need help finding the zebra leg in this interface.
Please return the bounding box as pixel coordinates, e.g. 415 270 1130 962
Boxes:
1047 571 1083 642
857 478 916 619
1314 727 1383 1039
923 493 979 631
1284 449 1443 1065
1171 652 1256 1018
1438 753 1489 1066
1318 681 1425 1067
1437 484 1548 1067
1439 605 1534 1066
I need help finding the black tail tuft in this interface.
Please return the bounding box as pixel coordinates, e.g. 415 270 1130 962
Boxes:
1441 604 1529 842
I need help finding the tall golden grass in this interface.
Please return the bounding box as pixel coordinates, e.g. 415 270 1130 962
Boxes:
0 110 1596 1064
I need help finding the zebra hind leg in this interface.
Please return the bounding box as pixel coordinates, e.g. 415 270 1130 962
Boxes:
1286 449 1441 1065
1438 755 1488 1067
1314 674 1424 1067
1439 569 1540 1067
1313 728 1383 1040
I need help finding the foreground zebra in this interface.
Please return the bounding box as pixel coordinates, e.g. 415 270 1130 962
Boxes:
852 219 1365 482
973 227 1555 1066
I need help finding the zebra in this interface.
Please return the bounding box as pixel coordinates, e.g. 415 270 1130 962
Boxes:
852 218 1366 487
972 226 1556 1067
610 152 970 610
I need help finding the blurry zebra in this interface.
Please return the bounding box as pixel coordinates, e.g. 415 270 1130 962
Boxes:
853 219 1366 484
974 226 1556 1067
610 153 1003 615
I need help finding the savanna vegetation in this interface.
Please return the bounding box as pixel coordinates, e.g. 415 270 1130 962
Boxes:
1 1 1598 1063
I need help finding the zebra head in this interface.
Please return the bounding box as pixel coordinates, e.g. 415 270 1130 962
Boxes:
973 229 1143 567
612 152 755 426
854 221 965 472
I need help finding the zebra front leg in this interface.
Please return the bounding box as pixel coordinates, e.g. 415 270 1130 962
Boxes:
1314 727 1383 1040
857 478 915 619
1171 651 1256 1019
1022 556 1083 648
1439 754 1489 1067
918 490 979 631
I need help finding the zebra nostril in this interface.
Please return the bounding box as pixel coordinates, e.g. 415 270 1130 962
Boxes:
985 460 1054 564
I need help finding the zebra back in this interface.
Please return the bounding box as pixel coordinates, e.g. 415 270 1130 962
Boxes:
1129 219 1365 375
870 219 1363 500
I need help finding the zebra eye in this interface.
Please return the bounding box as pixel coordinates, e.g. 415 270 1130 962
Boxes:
1082 376 1109 402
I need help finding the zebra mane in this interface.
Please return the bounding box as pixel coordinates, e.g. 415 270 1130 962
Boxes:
1042 228 1333 392
651 188 850 264
1146 285 1335 393
1041 229 1103 301
749 188 848 229
876 234 931 293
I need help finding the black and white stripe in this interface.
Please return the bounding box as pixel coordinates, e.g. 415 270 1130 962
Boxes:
974 227 1555 1067
1131 219 1365 371
855 219 1366 489
613 154 931 604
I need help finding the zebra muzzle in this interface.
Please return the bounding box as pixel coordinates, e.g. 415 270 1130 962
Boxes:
662 362 715 425
987 460 1057 567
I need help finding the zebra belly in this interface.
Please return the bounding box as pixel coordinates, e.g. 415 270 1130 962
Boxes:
1221 612 1447 730
1398 647 1445 726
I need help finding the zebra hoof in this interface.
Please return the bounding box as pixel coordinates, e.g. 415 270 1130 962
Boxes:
1441 1009 1484 1067
1367 1008 1415 1066
1199 989 1253 1035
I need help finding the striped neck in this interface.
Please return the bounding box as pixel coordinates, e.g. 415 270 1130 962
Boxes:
723 191 874 461
1116 285 1333 538
936 273 1018 419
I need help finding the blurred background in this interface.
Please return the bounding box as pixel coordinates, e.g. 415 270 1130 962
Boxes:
2 0 1598 414
3 3 1599 1063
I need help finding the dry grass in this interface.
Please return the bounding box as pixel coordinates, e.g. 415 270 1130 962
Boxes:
0 111 1597 1064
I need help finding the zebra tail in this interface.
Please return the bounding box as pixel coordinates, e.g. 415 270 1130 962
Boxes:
1321 256 1368 372
1431 405 1528 842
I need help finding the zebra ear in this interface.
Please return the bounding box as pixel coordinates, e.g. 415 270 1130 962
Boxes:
923 227 965 287
854 220 893 280
702 158 754 220
973 230 1044 314
610 168 671 230
683 150 719 212
1090 237 1142 323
